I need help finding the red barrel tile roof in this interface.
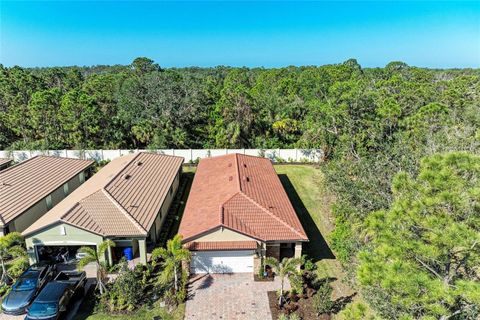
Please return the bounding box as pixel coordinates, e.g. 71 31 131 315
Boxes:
179 154 308 242
184 241 258 251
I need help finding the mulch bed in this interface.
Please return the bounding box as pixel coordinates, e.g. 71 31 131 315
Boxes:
267 291 332 320
254 274 274 282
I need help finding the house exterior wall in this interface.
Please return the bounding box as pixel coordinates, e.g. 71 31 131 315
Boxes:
266 243 281 260
25 222 103 264
0 162 10 171
4 171 88 236
148 169 181 242
193 228 256 242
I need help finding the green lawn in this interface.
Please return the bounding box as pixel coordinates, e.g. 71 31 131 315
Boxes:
274 165 371 318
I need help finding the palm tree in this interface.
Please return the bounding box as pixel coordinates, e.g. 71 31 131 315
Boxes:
264 256 302 306
77 239 115 294
151 234 191 294
0 232 27 285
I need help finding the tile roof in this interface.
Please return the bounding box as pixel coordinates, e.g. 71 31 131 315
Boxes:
0 156 93 226
0 158 12 169
23 152 183 237
184 241 258 251
179 154 308 243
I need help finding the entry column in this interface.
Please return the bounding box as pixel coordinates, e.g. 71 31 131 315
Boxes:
139 239 147 264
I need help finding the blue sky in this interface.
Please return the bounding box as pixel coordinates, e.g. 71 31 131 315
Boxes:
1 1 479 68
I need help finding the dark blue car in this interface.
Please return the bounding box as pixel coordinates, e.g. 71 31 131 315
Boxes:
1 264 53 315
25 271 86 320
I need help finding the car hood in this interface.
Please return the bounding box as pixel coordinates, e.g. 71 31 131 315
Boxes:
2 289 35 309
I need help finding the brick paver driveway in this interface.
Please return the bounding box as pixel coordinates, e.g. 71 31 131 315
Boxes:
185 273 289 320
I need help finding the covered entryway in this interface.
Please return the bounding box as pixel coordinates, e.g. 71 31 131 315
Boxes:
190 250 254 274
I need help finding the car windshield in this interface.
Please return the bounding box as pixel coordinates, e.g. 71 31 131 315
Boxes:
13 277 37 291
28 302 57 317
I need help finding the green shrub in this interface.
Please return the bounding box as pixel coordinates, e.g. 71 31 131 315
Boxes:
302 256 317 272
312 280 334 315
104 268 144 312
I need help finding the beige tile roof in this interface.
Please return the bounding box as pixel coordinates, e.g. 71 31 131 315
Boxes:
0 158 12 169
0 156 94 226
179 154 308 243
184 241 258 251
23 152 183 237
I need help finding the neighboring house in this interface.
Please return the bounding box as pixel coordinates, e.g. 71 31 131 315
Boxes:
178 154 308 274
0 158 12 171
0 156 94 236
23 152 184 265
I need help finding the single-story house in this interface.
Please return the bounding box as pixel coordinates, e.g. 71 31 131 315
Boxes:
178 154 308 274
23 152 184 265
0 158 12 171
0 156 94 236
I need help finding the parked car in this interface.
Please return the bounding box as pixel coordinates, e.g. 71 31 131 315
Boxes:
25 271 87 320
1 264 54 315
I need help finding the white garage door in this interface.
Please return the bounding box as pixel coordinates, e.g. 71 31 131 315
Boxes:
190 250 254 274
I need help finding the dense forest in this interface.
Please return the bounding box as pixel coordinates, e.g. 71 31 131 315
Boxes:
1 58 479 319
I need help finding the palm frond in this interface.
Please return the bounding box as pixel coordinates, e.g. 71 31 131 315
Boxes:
8 245 27 258
0 232 23 251
78 246 97 259
265 257 280 270
151 247 169 260
98 239 115 256
77 255 97 270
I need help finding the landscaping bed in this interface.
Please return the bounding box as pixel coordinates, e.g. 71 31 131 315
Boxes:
268 291 325 320
253 274 274 282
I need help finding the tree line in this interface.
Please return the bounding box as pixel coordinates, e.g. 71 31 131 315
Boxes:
1 57 477 152
1 58 479 319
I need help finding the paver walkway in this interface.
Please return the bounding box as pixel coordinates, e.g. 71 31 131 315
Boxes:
185 273 289 320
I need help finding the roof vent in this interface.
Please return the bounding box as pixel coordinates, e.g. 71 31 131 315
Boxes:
123 174 132 180
228 163 232 167
243 163 247 168
243 176 250 182
136 161 143 166
229 176 233 181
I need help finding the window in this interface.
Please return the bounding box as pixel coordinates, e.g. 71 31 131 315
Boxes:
63 183 69 196
79 171 85 183
46 195 52 210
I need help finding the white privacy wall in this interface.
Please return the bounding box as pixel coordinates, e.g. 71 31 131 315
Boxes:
0 149 323 163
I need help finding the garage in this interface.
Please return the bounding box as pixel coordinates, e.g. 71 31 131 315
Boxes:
190 250 254 274
36 244 96 264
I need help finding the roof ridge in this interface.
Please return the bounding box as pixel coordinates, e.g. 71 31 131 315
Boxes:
104 152 143 190
238 191 306 239
101 188 147 235
234 153 242 191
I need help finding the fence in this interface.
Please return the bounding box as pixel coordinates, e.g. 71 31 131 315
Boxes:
0 149 323 163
